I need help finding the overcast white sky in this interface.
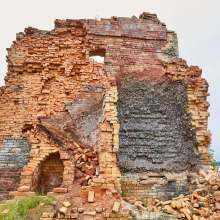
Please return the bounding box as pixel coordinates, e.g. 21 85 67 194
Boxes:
0 0 219 159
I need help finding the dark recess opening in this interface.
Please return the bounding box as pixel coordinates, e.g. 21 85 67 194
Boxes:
37 153 64 194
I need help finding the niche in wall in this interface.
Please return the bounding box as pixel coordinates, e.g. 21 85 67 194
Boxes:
37 153 64 194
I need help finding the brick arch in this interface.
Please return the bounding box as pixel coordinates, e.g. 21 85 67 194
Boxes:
36 152 64 194
17 141 75 194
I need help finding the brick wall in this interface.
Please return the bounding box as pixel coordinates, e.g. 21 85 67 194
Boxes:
0 12 211 202
121 172 198 203
0 137 30 200
117 80 199 173
0 169 22 200
0 137 31 169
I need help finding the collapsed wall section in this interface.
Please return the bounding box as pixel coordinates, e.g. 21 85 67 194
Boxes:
0 21 110 199
0 12 211 203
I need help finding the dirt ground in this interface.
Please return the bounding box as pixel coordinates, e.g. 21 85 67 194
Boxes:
54 186 126 219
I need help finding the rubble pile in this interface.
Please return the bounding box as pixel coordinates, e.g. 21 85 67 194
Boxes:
41 187 131 220
149 168 220 220
67 141 99 187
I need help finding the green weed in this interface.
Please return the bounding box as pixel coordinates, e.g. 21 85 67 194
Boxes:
208 130 219 174
144 198 148 208
0 196 55 220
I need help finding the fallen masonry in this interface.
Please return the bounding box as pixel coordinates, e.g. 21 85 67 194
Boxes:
0 12 214 219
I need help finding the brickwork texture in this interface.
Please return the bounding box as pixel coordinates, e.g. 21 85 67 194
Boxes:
0 12 211 203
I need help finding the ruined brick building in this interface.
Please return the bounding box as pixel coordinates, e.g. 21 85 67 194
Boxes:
0 12 211 204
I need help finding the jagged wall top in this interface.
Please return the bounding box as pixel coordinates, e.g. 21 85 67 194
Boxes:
12 12 179 61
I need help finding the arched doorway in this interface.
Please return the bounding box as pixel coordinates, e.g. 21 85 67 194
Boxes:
37 153 64 194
